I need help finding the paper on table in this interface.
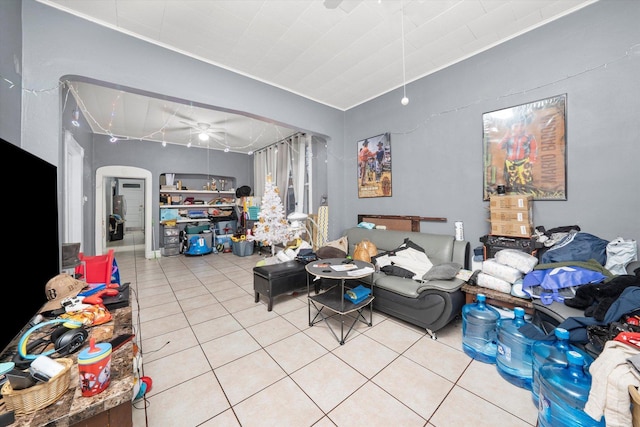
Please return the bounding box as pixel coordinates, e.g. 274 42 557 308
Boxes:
347 267 375 276
330 264 358 271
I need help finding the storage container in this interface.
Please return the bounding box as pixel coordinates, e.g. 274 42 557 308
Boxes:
496 307 542 390
232 240 254 257
184 224 210 234
462 294 501 364
214 220 238 235
538 350 604 427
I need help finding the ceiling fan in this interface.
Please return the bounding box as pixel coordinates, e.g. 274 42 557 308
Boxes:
177 121 226 142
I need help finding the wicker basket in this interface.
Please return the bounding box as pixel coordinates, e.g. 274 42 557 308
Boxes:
1 358 73 416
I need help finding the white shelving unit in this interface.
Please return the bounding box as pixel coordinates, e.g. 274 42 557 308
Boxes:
160 190 238 223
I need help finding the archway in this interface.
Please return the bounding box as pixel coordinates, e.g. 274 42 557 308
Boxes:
95 166 154 259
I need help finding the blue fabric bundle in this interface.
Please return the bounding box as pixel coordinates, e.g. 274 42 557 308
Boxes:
344 285 371 304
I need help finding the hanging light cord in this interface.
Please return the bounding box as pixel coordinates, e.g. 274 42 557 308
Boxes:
400 0 409 105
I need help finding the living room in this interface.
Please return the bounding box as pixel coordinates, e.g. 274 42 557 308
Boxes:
1 0 639 425
1 0 636 258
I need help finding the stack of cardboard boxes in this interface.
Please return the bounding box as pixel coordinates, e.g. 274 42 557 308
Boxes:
488 194 534 238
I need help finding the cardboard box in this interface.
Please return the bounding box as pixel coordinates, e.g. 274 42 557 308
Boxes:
489 195 532 210
490 207 533 223
490 221 534 238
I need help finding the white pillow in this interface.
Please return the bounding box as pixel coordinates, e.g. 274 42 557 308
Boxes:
495 249 538 274
482 259 522 284
477 272 512 294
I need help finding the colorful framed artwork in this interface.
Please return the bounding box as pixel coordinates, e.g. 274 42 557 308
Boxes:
482 94 567 201
357 133 391 198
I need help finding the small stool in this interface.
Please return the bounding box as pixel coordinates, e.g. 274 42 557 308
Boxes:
253 261 308 311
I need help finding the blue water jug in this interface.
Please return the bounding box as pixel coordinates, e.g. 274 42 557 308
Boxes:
496 306 542 390
462 293 500 364
538 350 605 427
531 327 594 407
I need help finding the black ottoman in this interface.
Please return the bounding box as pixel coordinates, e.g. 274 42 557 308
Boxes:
253 261 308 311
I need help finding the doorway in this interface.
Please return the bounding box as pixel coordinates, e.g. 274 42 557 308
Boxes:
118 178 145 230
95 166 154 259
64 130 84 249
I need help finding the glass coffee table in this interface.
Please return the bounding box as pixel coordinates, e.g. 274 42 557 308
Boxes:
305 258 375 345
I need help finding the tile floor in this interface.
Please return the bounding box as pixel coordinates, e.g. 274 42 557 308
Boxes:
110 230 538 426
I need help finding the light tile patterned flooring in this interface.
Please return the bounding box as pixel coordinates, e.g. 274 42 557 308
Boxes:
112 231 538 426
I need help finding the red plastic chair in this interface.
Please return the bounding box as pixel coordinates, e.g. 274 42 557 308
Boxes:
76 249 115 285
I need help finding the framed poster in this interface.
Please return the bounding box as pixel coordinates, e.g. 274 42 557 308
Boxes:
357 133 391 198
482 94 567 201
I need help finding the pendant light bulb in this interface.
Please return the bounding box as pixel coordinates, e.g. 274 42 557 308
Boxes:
401 96 409 106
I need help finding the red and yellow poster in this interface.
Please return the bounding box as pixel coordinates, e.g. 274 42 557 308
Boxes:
483 94 567 200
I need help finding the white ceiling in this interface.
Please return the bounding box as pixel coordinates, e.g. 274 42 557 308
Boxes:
41 0 597 153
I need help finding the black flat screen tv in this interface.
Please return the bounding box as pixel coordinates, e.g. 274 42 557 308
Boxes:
0 137 59 357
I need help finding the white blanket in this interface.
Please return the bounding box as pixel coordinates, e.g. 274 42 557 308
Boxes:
375 246 433 280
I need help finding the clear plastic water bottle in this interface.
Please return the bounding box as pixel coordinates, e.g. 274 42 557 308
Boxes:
496 306 541 390
538 350 605 427
531 327 594 408
462 293 500 364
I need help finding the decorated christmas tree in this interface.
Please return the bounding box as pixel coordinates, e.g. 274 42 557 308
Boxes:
251 174 293 256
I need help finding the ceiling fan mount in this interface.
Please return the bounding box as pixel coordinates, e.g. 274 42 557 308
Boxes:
175 120 226 142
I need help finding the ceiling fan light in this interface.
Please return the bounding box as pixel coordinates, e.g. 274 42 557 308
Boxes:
198 132 209 141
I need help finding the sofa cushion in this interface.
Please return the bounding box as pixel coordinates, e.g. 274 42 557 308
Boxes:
374 274 464 297
422 262 462 281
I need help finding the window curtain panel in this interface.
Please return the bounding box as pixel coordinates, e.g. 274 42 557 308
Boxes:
253 133 309 215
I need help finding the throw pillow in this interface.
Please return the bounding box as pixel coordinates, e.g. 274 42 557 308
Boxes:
316 236 348 259
422 262 462 281
316 246 346 259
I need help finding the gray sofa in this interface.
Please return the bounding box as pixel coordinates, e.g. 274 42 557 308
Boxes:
342 227 470 338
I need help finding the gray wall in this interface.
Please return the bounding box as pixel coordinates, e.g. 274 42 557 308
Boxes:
343 0 640 249
9 0 640 257
0 0 22 145
18 0 338 255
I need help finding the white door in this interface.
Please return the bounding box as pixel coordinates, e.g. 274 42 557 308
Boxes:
118 179 144 230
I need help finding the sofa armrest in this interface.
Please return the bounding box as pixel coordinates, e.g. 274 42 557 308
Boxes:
453 240 471 270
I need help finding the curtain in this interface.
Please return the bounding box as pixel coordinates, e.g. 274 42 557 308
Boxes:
253 132 310 215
